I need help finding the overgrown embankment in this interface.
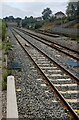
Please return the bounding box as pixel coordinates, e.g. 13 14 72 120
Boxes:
2 21 12 90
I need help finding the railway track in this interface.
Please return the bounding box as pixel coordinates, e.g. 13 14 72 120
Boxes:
35 29 78 39
13 28 79 79
10 28 79 120
35 30 79 60
35 29 60 38
16 27 79 55
13 27 79 70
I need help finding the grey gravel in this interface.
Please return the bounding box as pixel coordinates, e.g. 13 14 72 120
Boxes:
8 29 72 119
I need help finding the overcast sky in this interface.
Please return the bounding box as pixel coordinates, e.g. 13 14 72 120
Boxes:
0 0 69 18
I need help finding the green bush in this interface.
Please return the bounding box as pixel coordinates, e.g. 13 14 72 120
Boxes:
3 40 12 54
35 22 42 29
2 21 7 41
2 69 12 90
3 72 7 82
2 80 7 90
3 69 12 82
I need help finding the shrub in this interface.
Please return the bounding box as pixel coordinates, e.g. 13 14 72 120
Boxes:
35 22 42 29
2 21 7 41
2 69 12 90
2 80 7 90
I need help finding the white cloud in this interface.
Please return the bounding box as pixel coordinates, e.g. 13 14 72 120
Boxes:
2 2 67 18
2 4 27 18
2 0 68 3
0 0 68 18
69 0 79 2
0 3 2 18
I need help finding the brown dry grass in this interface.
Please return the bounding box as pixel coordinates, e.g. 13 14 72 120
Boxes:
40 22 56 31
73 23 79 28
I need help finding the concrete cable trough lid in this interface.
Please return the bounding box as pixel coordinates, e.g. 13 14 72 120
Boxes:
7 76 18 118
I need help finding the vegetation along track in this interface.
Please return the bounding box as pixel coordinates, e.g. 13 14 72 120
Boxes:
10 28 79 120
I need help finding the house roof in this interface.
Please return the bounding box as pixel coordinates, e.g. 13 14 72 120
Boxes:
35 17 42 19
55 11 65 16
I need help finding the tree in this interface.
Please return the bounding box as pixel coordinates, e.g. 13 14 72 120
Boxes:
22 16 37 28
34 22 43 29
66 2 75 20
3 17 9 22
25 16 27 20
2 21 7 41
76 1 79 16
66 1 79 20
50 15 55 22
42 8 52 20
8 16 15 22
3 16 15 22
15 17 22 27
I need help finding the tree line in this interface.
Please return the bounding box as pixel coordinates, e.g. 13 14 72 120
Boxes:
66 1 79 20
3 1 79 29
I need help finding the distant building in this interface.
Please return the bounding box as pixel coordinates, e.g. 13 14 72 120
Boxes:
55 11 65 19
35 17 43 21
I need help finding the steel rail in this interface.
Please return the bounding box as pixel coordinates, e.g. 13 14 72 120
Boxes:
35 30 60 37
13 28 79 83
16 28 79 61
11 28 79 120
16 27 79 54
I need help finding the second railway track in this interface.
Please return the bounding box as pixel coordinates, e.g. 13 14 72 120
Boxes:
10 28 79 119
13 28 79 79
20 28 79 61
16 27 79 55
